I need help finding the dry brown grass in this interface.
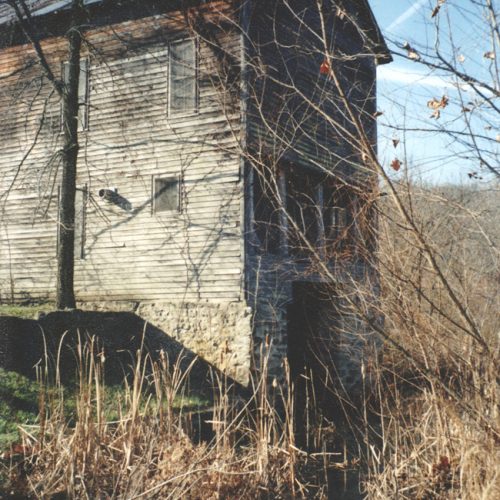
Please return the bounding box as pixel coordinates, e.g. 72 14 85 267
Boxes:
2 344 336 498
362 182 500 499
2 184 498 499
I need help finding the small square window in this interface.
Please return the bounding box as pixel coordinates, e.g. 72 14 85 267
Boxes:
154 177 180 213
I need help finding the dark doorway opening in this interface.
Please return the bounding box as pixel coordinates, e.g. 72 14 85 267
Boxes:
287 282 337 383
287 282 338 445
287 283 364 499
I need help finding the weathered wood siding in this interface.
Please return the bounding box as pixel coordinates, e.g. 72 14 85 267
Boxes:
0 2 244 303
246 0 377 177
242 0 381 378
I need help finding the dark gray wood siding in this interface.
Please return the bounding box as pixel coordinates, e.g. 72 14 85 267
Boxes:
242 0 381 362
245 0 378 177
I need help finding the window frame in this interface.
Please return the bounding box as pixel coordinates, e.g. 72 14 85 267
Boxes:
167 37 199 117
250 163 356 259
285 165 323 258
152 175 182 215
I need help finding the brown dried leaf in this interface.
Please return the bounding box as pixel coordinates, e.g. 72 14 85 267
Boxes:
431 5 441 18
408 49 420 61
427 96 448 110
392 138 400 148
320 60 330 75
431 0 446 18
391 158 401 171
484 51 495 60
403 42 421 61
373 110 384 118
428 98 441 110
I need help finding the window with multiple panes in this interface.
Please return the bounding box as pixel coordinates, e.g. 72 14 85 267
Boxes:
253 164 282 254
323 182 348 243
286 166 322 257
153 177 181 213
253 165 351 257
60 39 198 129
169 39 197 115
62 58 90 130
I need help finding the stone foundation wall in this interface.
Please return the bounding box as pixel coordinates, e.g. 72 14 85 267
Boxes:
252 295 289 383
83 301 253 386
245 257 381 392
1 285 378 392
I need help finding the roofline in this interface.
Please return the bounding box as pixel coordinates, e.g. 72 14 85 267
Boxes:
0 0 102 26
0 0 224 28
359 0 392 64
0 0 216 48
0 0 393 65
339 0 392 65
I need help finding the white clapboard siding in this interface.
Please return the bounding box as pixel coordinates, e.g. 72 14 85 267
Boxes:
0 5 244 304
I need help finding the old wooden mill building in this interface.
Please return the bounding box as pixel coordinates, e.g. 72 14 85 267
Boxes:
0 0 390 386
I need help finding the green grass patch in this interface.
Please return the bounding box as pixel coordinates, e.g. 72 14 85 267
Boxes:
0 303 54 319
0 367 212 450
0 369 40 447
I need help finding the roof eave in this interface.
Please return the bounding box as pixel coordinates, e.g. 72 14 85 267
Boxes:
338 0 392 65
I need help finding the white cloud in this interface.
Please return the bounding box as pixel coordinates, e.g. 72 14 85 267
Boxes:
378 65 495 99
378 65 454 89
386 0 428 33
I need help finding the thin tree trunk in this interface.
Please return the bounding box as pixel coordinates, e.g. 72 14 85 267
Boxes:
56 1 85 309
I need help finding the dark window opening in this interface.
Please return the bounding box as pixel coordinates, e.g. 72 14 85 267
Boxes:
169 39 197 114
323 181 359 257
348 191 377 259
154 177 180 213
251 162 366 260
253 164 281 254
323 181 348 243
286 165 321 258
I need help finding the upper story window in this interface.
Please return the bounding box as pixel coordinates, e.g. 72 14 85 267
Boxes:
253 163 282 255
252 162 353 259
323 181 348 244
62 58 90 130
286 166 321 258
169 39 197 115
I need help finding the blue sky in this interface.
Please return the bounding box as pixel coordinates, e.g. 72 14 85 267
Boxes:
369 0 498 184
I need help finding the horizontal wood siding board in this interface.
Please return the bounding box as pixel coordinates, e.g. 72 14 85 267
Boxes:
246 0 376 178
0 4 244 303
